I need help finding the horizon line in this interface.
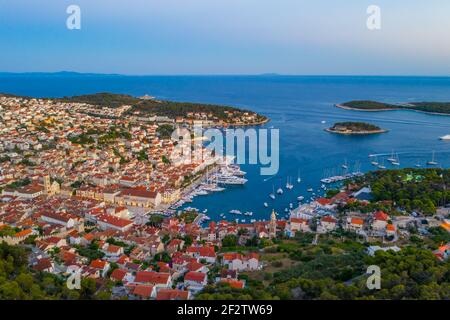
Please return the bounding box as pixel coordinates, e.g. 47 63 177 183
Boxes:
1 71 450 78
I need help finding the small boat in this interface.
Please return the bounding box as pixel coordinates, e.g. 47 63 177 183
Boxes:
415 160 422 168
387 150 396 163
371 156 379 166
307 188 313 192
289 203 293 209
321 120 326 124
286 177 294 190
391 153 400 166
297 170 302 183
269 185 276 199
277 187 284 195
297 195 304 201
426 151 438 165
263 202 269 208
284 208 289 212
377 159 386 169
439 134 450 140
342 159 348 170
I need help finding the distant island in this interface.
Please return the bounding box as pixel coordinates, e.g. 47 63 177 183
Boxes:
1 92 269 127
325 121 387 135
336 100 450 116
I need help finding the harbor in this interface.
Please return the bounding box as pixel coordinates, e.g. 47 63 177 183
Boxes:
166 146 450 226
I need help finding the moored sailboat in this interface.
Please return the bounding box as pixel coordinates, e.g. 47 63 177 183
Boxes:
426 151 438 165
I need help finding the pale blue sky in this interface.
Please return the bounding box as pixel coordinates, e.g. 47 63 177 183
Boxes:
1 0 450 75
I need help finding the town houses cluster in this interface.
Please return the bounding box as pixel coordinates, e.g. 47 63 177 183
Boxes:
1 95 449 300
0 95 268 299
0 95 221 212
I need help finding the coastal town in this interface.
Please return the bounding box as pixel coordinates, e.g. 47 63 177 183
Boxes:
0 94 449 300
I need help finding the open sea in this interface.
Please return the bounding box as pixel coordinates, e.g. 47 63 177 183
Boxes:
1 74 450 221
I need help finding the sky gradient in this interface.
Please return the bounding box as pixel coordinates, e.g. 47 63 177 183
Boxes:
1 0 450 75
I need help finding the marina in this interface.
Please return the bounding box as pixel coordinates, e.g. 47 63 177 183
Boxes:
22 75 450 224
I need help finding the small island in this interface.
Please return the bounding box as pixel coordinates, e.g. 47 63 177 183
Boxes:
325 121 387 135
336 100 450 116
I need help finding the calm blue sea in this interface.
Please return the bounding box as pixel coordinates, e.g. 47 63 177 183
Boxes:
1 74 450 221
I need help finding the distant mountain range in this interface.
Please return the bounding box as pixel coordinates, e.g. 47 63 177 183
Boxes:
0 71 288 77
0 71 123 77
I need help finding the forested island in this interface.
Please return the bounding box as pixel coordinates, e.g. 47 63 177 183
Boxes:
337 100 450 115
326 122 387 135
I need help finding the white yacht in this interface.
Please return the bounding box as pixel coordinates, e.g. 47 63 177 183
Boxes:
387 150 396 163
391 153 400 166
269 185 276 199
439 134 450 140
297 195 305 201
377 159 386 169
371 156 379 166
286 177 294 190
264 202 269 208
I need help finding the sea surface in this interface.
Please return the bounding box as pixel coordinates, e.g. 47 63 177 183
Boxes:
1 74 450 221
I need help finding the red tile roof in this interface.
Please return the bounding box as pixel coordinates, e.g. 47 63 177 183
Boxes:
291 217 308 224
386 224 395 231
316 198 332 206
97 214 133 228
90 259 107 269
133 285 154 298
351 218 364 225
156 289 189 300
221 278 245 289
134 271 170 285
321 216 337 223
110 268 127 282
184 271 207 283
374 211 389 221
